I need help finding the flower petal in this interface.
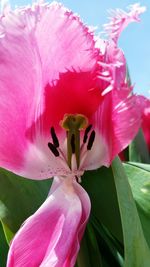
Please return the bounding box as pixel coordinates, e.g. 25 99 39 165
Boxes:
7 177 91 267
0 7 70 179
0 8 42 174
0 3 104 179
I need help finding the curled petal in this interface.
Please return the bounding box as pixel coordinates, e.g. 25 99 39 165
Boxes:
7 177 91 267
99 3 145 95
67 181 91 265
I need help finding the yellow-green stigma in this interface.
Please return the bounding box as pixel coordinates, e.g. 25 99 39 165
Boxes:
61 114 88 169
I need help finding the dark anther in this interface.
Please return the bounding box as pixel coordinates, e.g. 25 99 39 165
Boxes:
50 127 59 148
87 130 95 150
83 124 92 143
71 134 75 154
48 142 60 157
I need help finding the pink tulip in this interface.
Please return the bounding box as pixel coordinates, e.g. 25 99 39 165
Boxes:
0 2 145 266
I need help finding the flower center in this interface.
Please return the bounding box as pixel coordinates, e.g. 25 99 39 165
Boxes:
48 114 96 170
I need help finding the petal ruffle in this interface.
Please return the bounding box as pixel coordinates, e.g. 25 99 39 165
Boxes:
7 177 91 267
35 3 100 85
104 3 146 43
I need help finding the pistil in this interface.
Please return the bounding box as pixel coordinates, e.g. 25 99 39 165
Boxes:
61 114 88 169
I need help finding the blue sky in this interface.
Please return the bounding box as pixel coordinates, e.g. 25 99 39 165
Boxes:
9 0 150 97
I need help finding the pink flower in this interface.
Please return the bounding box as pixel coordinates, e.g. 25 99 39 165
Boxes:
139 96 150 151
0 2 145 266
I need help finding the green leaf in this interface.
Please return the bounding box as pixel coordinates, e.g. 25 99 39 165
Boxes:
112 157 150 267
0 221 9 267
1 221 14 244
76 231 92 267
87 223 103 266
91 216 123 266
77 222 102 267
127 162 150 172
82 167 123 245
0 168 51 241
124 162 150 248
129 129 150 164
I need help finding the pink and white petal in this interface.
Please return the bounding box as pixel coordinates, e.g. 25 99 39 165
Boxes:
104 3 146 43
93 86 141 166
0 9 42 174
0 8 69 179
7 177 90 267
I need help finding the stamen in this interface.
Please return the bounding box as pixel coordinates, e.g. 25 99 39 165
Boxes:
71 134 75 154
83 124 92 143
48 142 60 157
50 127 59 148
87 130 95 150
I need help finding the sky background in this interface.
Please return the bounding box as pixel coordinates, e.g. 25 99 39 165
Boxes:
9 0 150 97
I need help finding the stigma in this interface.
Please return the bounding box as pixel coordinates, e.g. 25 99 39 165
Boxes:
48 114 96 171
